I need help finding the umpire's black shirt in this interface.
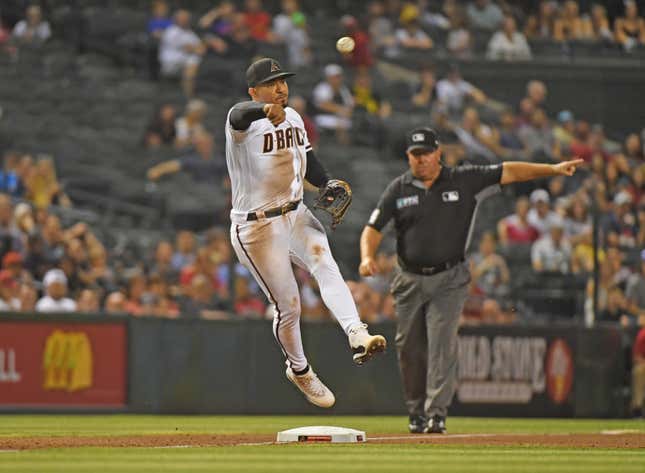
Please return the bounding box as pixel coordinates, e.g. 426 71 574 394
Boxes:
367 164 503 268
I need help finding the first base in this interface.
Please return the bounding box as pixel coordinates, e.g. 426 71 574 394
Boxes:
276 426 366 443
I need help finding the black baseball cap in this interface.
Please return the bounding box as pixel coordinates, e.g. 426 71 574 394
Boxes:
406 127 440 153
246 58 295 87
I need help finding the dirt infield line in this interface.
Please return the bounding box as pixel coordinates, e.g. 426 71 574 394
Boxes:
1 433 643 450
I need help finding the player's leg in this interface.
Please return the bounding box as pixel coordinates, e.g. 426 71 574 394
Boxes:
392 269 429 432
231 219 335 408
424 263 471 432
230 220 306 371
291 207 386 363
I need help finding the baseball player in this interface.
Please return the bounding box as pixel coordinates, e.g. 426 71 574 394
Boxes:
225 58 386 408
359 127 583 433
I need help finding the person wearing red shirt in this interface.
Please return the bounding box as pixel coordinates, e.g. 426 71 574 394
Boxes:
497 196 540 245
243 0 272 42
340 15 373 69
632 327 645 416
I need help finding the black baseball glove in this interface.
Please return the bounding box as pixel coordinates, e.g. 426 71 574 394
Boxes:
313 179 352 229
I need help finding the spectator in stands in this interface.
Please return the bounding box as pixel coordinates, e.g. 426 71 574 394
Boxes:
174 99 207 149
199 1 237 38
570 229 604 275
470 232 510 300
2 251 30 289
339 15 373 69
233 276 265 318
524 79 548 109
76 288 100 313
148 273 179 318
411 65 438 110
0 194 24 257
179 273 228 319
436 64 487 118
273 1 312 68
347 280 382 323
553 110 576 149
454 107 507 161
637 204 645 248
531 217 572 273
148 132 224 184
614 0 645 51
498 196 540 245
351 70 391 148
498 109 525 152
35 268 77 312
12 5 51 45
1 151 25 198
312 64 354 144
273 0 300 39
487 14 532 60
626 249 645 317
18 283 36 312
632 327 645 417
80 245 116 295
104 291 127 314
518 108 560 161
25 157 71 209
0 14 16 57
528 189 558 235
0 270 20 311
605 191 638 248
144 104 177 148
598 285 634 325
446 7 472 59
149 240 179 284
524 0 558 39
289 96 319 148
124 272 147 316
294 266 327 321
563 196 591 241
14 203 35 243
367 0 397 56
159 10 205 97
171 230 197 272
219 13 258 60
622 133 644 169
553 0 592 42
589 3 613 42
147 0 173 40
394 5 433 52
242 0 272 42
466 0 504 31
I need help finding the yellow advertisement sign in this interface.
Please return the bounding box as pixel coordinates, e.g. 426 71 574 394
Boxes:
42 330 93 392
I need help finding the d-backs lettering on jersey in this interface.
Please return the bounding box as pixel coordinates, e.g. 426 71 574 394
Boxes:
225 106 312 215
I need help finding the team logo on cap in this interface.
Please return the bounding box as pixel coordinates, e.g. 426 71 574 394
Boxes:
412 133 425 142
271 61 281 72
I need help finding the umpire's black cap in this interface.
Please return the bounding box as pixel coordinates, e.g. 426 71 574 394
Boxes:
246 58 295 87
406 127 440 153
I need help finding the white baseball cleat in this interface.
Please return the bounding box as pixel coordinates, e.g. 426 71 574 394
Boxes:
286 366 335 408
348 323 387 365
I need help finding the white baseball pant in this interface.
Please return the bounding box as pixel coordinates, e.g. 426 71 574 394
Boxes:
231 202 361 372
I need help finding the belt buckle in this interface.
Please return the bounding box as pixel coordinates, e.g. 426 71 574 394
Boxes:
280 202 291 215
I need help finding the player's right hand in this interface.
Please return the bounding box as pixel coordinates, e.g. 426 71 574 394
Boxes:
359 257 380 277
263 103 286 126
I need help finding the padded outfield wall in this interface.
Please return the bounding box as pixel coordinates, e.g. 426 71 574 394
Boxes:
0 314 628 417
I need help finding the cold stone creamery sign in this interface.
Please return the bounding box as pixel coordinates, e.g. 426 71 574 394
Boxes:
458 335 550 404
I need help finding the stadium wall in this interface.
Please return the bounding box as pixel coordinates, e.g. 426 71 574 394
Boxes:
0 314 628 417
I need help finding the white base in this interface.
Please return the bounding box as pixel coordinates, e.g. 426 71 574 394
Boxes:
276 426 367 443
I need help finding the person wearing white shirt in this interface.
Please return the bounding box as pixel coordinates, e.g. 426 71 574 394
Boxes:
531 218 572 273
36 269 77 313
436 64 486 116
312 64 354 142
527 189 558 236
159 10 205 96
487 15 532 61
12 5 51 44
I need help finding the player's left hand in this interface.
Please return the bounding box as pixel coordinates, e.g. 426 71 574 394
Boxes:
553 159 584 176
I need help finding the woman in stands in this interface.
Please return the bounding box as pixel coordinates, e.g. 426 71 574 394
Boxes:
553 0 592 42
614 0 645 51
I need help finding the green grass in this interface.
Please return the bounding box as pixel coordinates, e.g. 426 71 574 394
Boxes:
1 416 644 473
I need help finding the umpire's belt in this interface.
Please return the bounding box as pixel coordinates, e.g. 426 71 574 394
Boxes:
246 200 301 221
399 257 465 276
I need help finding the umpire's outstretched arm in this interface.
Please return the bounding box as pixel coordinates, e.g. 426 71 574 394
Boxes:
500 159 584 185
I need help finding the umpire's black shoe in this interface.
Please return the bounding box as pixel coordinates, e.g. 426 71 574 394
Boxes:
426 415 447 434
408 415 427 434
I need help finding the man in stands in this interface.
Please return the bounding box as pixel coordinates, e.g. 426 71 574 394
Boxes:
159 10 205 97
12 5 51 45
35 268 77 312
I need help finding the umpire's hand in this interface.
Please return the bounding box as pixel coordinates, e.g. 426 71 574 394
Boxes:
359 257 380 277
263 103 286 126
553 159 584 176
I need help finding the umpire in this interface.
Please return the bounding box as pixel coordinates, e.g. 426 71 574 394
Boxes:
359 127 582 434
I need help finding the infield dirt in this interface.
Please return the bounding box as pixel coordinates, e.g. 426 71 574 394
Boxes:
1 433 643 450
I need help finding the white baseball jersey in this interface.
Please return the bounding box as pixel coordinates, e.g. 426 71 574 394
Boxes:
225 105 312 219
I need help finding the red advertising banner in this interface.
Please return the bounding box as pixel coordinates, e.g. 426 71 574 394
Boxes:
0 321 127 407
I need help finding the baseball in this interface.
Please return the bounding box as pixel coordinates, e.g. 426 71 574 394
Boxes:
336 36 355 54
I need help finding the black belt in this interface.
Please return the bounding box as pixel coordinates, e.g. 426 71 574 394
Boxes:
246 200 300 221
399 257 465 276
